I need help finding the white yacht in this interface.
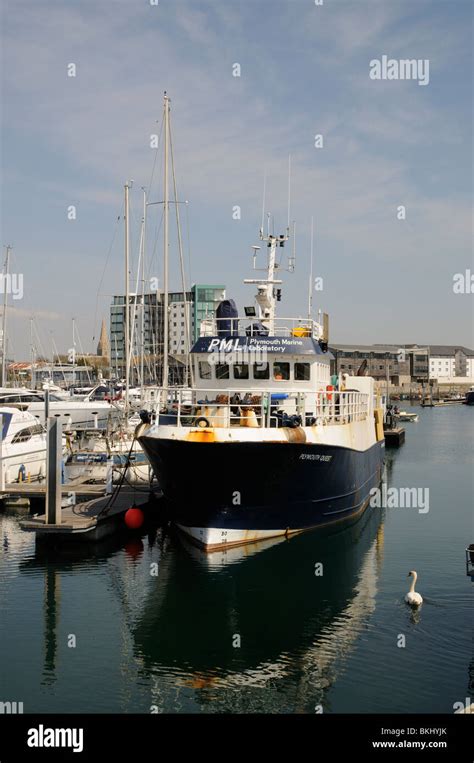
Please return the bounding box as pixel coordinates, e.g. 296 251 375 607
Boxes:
0 407 48 483
0 387 118 429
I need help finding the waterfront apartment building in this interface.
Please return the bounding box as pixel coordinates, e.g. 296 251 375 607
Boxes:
329 344 413 384
168 284 226 351
110 292 163 368
426 345 474 379
329 343 474 383
169 291 193 355
110 283 225 379
191 284 226 341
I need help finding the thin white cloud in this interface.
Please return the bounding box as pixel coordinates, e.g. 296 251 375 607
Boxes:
2 0 472 355
2 306 62 321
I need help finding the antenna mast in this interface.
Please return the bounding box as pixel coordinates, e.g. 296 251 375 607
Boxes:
308 216 314 318
287 155 291 229
260 171 266 236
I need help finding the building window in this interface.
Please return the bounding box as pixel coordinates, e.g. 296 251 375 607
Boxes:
295 363 310 381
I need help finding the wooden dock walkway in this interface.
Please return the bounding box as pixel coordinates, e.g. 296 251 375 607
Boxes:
0 483 105 498
20 487 162 541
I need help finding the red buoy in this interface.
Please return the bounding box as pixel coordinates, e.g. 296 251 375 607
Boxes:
124 507 144 529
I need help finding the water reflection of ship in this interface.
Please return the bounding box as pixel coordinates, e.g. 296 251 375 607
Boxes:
133 505 385 711
19 526 163 690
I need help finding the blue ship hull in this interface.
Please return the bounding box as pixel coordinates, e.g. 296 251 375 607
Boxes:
139 435 385 543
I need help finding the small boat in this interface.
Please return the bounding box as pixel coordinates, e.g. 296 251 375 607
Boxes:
464 386 474 406
397 411 419 422
0 387 119 429
65 427 153 486
65 447 153 486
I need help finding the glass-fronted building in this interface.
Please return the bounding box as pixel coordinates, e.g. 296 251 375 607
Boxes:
110 284 226 380
110 293 163 375
191 284 226 341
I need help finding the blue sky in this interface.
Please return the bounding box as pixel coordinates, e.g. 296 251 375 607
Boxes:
1 0 473 358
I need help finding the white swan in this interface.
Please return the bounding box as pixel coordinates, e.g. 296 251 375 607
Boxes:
405 570 423 606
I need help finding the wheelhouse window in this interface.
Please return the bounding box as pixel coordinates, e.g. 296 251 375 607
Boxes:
273 363 290 381
233 363 249 380
215 363 230 380
199 361 212 380
253 362 269 380
294 363 310 381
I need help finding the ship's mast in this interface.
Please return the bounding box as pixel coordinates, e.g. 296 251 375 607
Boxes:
244 227 288 334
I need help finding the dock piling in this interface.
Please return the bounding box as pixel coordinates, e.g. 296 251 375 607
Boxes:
46 418 62 525
0 413 4 492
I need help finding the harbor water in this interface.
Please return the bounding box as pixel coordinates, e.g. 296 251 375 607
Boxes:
0 405 472 713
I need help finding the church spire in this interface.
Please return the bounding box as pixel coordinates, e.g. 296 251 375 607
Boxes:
97 318 110 359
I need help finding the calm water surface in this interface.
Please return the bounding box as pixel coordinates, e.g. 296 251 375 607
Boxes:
0 406 472 713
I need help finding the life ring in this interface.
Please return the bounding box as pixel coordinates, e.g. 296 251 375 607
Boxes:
326 384 334 401
194 417 211 429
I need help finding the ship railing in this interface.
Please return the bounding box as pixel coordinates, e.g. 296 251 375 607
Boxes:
157 388 369 429
200 316 322 339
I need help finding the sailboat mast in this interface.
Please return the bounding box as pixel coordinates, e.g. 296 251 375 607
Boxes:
124 181 131 411
163 93 170 393
30 318 36 389
140 187 146 393
72 317 76 388
1 245 11 387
